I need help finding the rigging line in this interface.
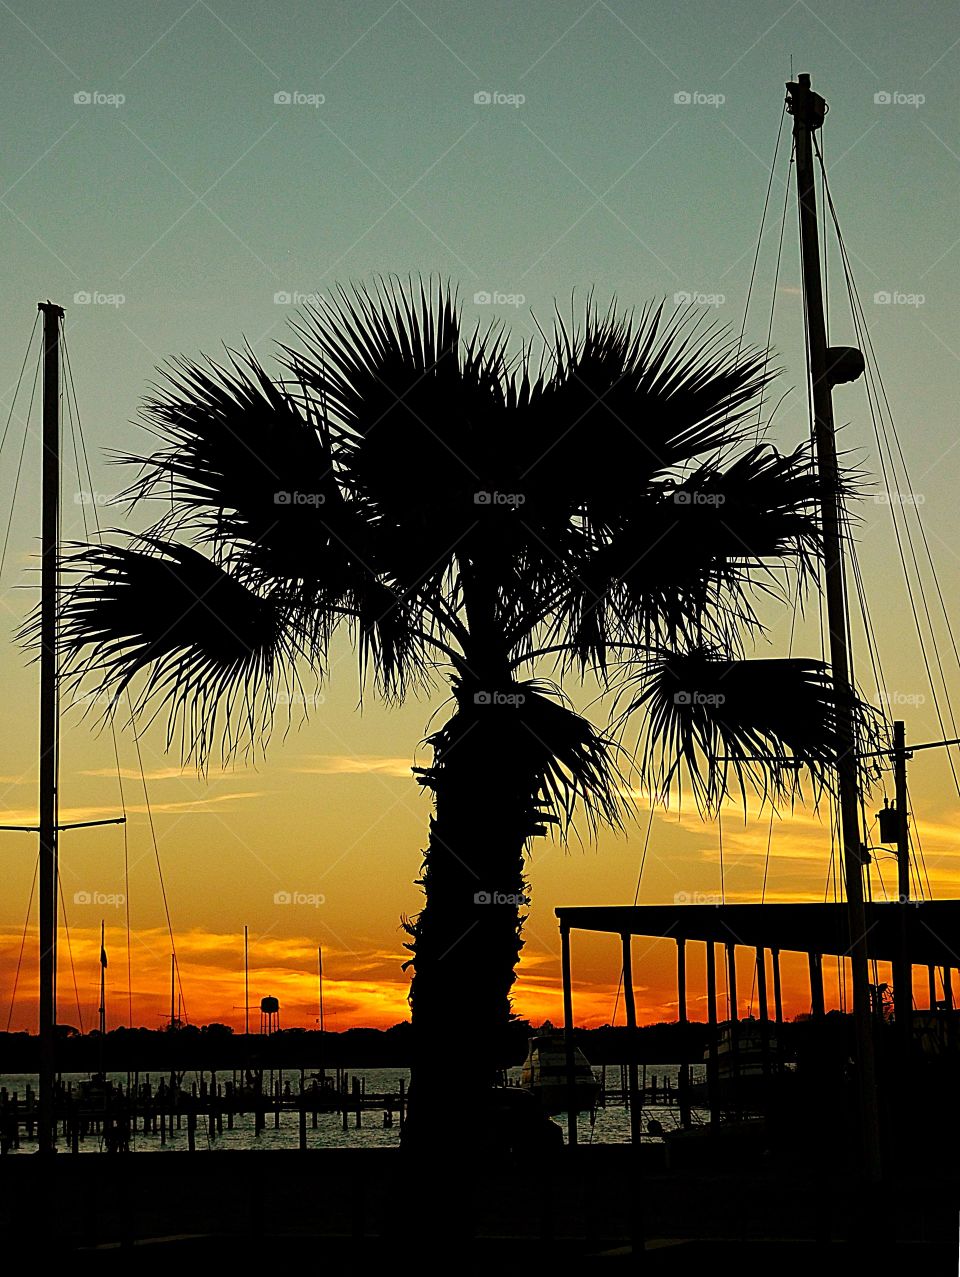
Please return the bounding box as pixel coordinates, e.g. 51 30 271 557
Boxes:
812 136 960 694
814 140 960 793
62 341 136 1026
909 809 934 900
820 129 829 345
727 104 786 449
57 872 84 1034
0 314 39 463
5 851 39 1031
754 136 795 442
0 356 41 584
738 104 787 345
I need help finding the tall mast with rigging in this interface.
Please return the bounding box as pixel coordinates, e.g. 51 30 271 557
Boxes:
785 74 881 1180
37 300 63 1156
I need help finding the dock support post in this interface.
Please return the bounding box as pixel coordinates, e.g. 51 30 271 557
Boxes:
809 952 826 1018
561 922 577 1147
622 933 642 1147
772 949 783 1024
706 941 719 1125
677 938 691 1128
757 947 771 1088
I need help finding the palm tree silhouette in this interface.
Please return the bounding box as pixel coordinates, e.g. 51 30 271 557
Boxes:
58 278 879 1147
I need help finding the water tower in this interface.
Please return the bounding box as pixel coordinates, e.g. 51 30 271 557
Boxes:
259 995 280 1034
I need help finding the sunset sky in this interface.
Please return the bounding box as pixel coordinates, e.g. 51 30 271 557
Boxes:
2 1 959 1036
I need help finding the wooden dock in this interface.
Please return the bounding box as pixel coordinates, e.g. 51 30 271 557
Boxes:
0 1067 407 1153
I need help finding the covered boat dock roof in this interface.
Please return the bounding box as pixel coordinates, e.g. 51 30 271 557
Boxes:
555 901 960 967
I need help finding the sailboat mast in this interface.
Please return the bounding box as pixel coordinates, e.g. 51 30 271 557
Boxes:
318 945 324 1035
786 74 881 1180
37 300 63 1155
99 919 106 1036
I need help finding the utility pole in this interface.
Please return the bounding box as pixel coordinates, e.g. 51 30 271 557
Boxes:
786 74 882 1181
37 300 63 1156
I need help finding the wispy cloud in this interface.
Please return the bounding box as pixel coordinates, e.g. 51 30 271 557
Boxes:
80 765 250 781
0 792 267 824
294 754 413 779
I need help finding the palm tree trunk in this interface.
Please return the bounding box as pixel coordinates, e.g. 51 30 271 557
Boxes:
403 702 531 1151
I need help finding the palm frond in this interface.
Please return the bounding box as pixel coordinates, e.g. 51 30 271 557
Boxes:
556 443 823 669
617 647 885 811
515 301 776 527
55 537 301 765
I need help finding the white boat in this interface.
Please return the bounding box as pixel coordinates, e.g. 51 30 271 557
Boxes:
519 1028 600 1114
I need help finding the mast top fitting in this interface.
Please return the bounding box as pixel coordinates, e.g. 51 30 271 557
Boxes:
786 73 828 131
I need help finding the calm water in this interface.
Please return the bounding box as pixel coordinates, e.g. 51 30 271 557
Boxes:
0 1065 701 1152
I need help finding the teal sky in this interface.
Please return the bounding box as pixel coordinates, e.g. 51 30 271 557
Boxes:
1 1 959 1029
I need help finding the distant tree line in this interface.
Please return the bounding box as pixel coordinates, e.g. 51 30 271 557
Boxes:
0 1014 856 1073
